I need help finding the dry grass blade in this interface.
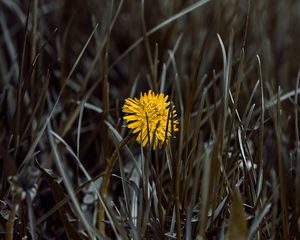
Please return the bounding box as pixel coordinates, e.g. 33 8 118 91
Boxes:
295 71 300 217
105 121 141 177
198 147 212 238
76 96 86 157
274 87 290 239
12 1 30 143
242 80 260 122
36 163 83 239
263 87 300 110
270 169 279 240
49 129 125 238
21 72 50 140
248 203 272 239
18 24 99 172
98 133 133 233
169 51 183 240
29 0 38 95
226 189 248 240
111 0 211 67
47 124 97 239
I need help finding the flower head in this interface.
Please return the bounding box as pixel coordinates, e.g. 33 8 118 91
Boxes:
122 90 179 149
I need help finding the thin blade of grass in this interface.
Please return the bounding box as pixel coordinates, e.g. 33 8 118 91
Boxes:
111 0 211 67
198 146 212 238
18 24 99 172
274 86 289 239
49 129 126 238
295 70 300 216
248 203 272 240
242 80 260 122
47 124 97 239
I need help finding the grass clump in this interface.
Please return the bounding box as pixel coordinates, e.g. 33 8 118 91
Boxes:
0 0 300 239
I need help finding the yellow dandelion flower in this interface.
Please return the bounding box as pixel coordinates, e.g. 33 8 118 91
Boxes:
122 90 179 149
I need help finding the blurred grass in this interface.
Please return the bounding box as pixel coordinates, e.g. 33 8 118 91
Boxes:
0 0 300 239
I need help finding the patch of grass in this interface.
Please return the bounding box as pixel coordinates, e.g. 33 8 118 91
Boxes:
0 0 300 239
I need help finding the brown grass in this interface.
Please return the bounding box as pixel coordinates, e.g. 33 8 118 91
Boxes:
0 0 300 239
